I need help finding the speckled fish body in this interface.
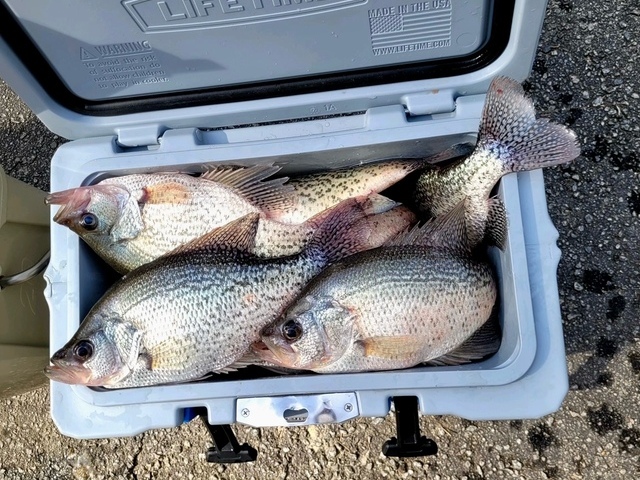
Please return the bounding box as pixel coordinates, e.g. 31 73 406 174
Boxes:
46 165 297 273
414 76 580 247
279 144 473 225
253 202 417 257
257 246 497 373
44 198 372 388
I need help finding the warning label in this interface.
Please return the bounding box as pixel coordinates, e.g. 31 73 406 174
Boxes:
79 41 168 90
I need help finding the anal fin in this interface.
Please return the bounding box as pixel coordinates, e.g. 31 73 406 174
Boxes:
425 308 502 367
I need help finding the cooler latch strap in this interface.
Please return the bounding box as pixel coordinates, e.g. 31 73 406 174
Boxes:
115 125 164 148
401 89 455 116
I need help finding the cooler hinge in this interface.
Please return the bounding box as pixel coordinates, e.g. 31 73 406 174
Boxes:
115 125 164 148
401 89 455 117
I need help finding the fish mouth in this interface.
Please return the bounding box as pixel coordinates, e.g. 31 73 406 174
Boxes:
44 363 93 385
251 339 297 368
46 188 92 224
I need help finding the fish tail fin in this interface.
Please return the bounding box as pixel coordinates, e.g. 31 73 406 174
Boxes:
306 197 372 264
479 76 581 173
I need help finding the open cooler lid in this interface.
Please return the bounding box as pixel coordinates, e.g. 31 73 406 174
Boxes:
0 0 548 142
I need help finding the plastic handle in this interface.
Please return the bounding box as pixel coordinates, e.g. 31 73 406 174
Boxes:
0 251 50 290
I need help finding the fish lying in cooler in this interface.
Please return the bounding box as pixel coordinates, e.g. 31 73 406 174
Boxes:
44 197 376 388
253 76 583 374
254 202 501 373
46 156 445 273
46 164 293 273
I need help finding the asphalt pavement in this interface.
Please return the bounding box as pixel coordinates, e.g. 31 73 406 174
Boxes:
1 1 639 478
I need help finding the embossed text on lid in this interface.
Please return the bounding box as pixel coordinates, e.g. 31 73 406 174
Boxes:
123 0 368 32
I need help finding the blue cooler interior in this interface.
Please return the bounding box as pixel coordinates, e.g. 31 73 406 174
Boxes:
0 0 568 438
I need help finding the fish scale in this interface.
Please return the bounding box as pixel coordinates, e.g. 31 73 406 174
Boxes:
257 245 497 374
45 198 373 388
414 76 580 248
106 251 325 387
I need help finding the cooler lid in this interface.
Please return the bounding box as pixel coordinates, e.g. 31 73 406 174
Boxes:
0 0 549 141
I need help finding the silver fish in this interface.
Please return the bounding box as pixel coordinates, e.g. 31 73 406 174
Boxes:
46 162 418 273
414 76 580 248
278 144 474 225
255 203 499 373
44 197 374 388
251 194 414 258
46 164 296 274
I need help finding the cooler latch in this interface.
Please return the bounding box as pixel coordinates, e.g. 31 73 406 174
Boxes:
401 89 455 116
115 125 164 148
383 396 438 458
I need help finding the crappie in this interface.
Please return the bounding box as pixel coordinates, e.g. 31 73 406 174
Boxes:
46 164 295 274
255 204 499 373
414 76 580 248
251 195 415 258
44 197 373 388
279 144 474 225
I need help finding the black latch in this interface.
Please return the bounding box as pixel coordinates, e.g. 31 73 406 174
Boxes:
196 409 258 464
382 396 438 458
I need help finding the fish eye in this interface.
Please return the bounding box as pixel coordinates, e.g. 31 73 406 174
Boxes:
80 213 98 231
282 319 303 342
73 340 94 361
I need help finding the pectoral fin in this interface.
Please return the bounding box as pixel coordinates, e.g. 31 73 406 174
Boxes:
361 336 426 359
145 338 196 371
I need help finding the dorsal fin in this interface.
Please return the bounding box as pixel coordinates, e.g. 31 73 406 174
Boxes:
305 196 372 264
168 213 260 256
200 164 296 220
390 199 470 254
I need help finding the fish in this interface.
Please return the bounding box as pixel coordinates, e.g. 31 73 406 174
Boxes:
254 202 500 373
44 196 374 388
278 144 475 225
414 76 581 248
251 195 415 258
46 161 419 273
46 164 296 274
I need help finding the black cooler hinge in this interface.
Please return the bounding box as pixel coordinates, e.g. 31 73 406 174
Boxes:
196 409 258 464
382 396 438 458
194 397 437 462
